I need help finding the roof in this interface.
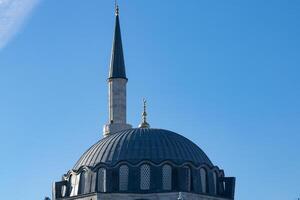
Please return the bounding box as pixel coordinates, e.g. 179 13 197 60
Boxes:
73 128 213 170
109 12 127 79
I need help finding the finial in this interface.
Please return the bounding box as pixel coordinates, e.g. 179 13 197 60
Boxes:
139 98 150 128
115 0 119 16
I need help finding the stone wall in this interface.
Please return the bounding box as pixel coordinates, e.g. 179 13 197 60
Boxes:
109 78 127 124
56 192 230 200
103 78 132 137
98 192 230 200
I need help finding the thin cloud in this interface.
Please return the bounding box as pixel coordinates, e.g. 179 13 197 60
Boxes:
0 0 39 49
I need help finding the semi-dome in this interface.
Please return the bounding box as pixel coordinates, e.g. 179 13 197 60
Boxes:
74 128 213 170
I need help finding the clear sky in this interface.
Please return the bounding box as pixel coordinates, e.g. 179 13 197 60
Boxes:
0 0 299 199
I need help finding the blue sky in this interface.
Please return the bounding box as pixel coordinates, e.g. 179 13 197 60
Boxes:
0 0 299 199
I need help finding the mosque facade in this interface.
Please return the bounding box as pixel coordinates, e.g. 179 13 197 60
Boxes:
51 5 235 200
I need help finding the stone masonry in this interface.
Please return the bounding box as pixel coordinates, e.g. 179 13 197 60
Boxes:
103 78 131 137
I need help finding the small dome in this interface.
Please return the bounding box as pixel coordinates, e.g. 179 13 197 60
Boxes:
74 128 213 170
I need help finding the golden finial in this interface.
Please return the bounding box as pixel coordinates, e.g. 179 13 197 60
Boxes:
139 98 150 128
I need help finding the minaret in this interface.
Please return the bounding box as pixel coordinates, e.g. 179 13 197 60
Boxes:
103 4 132 137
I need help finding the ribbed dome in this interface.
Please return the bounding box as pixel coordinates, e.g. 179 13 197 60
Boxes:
74 128 212 170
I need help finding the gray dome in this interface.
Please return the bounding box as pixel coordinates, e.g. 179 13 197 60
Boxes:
74 128 213 170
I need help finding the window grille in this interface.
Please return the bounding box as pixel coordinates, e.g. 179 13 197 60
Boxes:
162 164 172 190
200 168 207 193
140 164 150 190
184 167 191 191
97 168 106 192
119 165 129 191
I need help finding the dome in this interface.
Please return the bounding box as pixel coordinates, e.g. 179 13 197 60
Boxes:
74 128 213 170
52 129 237 200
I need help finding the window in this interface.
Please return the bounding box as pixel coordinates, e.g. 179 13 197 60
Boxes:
78 171 86 194
200 168 207 193
184 167 191 192
70 174 80 196
119 165 129 191
97 168 106 192
213 171 218 194
140 164 150 190
162 164 172 190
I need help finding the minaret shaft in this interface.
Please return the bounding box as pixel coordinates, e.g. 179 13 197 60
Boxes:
103 5 131 137
108 78 127 124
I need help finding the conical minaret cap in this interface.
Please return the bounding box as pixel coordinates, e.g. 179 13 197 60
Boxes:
109 5 127 79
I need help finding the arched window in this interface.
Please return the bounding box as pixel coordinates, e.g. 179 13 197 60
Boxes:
78 171 86 194
213 171 218 194
70 174 80 196
140 164 150 190
162 164 172 190
97 168 106 192
200 168 207 193
119 165 129 191
184 166 191 192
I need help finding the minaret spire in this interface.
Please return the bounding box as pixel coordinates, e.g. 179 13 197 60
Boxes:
103 3 132 137
109 1 126 79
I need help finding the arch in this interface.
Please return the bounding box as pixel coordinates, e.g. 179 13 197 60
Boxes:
119 165 129 191
162 164 172 190
140 164 150 190
97 168 106 192
200 168 207 193
213 171 218 195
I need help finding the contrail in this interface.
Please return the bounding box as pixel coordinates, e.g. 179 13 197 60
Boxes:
0 0 40 49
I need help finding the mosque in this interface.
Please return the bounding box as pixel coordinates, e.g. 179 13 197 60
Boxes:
51 5 236 200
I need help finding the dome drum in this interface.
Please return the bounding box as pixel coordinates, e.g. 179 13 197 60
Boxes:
53 160 235 199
